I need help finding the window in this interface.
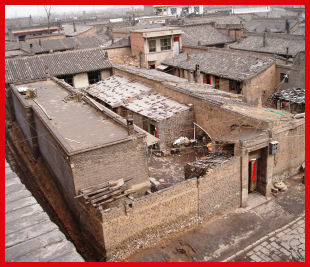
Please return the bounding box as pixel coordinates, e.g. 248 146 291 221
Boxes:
280 73 289 83
149 62 156 69
160 38 171 51
229 80 242 93
194 6 200 13
205 74 212 85
58 75 74 87
88 71 101 84
148 40 156 52
170 8 177 14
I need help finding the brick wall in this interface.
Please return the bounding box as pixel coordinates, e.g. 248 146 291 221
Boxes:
71 137 149 193
242 64 277 106
77 156 242 261
198 156 241 220
130 32 145 59
105 47 131 58
272 123 305 182
158 109 194 151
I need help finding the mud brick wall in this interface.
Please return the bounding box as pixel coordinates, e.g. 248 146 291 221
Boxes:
272 123 305 182
87 157 242 261
242 64 277 106
101 178 200 261
158 109 194 151
71 137 149 193
105 47 131 58
198 156 241 220
11 89 33 149
33 109 77 213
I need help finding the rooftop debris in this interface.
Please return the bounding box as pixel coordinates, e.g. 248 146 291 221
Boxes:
273 87 305 105
77 178 135 208
184 153 232 179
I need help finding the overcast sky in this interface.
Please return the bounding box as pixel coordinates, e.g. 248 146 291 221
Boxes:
5 5 131 18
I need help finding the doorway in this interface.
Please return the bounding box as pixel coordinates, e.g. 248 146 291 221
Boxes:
248 148 268 195
173 36 180 55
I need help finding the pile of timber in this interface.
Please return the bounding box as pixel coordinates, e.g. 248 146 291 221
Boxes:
76 178 134 208
184 153 231 179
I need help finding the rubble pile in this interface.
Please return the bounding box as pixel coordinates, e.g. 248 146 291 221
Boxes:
273 87 305 104
184 152 232 179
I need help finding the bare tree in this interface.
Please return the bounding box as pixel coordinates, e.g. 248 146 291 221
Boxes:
43 5 52 34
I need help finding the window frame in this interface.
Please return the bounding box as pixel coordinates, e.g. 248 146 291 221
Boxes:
148 39 156 53
160 38 171 51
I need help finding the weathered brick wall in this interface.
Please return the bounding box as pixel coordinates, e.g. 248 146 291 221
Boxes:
276 64 305 90
71 137 149 193
219 78 230 92
242 64 277 106
11 90 33 149
77 157 242 261
101 178 200 261
33 109 77 212
198 156 241 220
272 122 305 182
130 32 145 59
158 109 194 151
105 47 131 58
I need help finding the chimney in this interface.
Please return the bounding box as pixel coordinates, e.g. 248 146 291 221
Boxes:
73 22 76 32
188 70 194 83
39 39 42 46
112 38 114 44
197 40 201 46
286 47 289 65
285 19 290 34
44 65 50 80
126 112 134 136
263 32 267 47
139 51 143 68
195 64 201 84
29 43 33 53
186 52 190 61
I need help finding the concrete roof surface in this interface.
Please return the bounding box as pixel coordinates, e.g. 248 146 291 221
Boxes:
16 80 130 152
5 160 84 262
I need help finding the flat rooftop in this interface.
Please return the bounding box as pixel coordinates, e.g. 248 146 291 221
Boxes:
16 80 131 152
130 26 181 33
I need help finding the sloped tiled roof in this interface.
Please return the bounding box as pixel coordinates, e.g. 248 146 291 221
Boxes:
5 47 112 83
229 33 305 57
163 50 275 81
182 24 233 46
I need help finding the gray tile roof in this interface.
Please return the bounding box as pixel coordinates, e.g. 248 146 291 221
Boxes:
182 24 233 46
20 36 110 54
163 50 275 81
244 18 297 33
5 47 112 83
229 33 305 57
61 24 94 37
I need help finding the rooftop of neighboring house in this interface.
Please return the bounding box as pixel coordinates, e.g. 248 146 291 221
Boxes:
13 79 138 153
229 32 305 57
5 47 112 84
113 64 188 83
130 26 182 33
87 75 191 121
18 35 110 54
182 24 234 47
112 23 165 34
163 49 275 81
244 18 297 33
171 15 244 26
61 24 94 37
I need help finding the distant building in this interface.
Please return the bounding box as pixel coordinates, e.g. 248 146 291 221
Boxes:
130 27 183 69
153 5 203 16
231 6 270 15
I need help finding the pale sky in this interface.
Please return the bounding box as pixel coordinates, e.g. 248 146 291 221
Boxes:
5 5 132 18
